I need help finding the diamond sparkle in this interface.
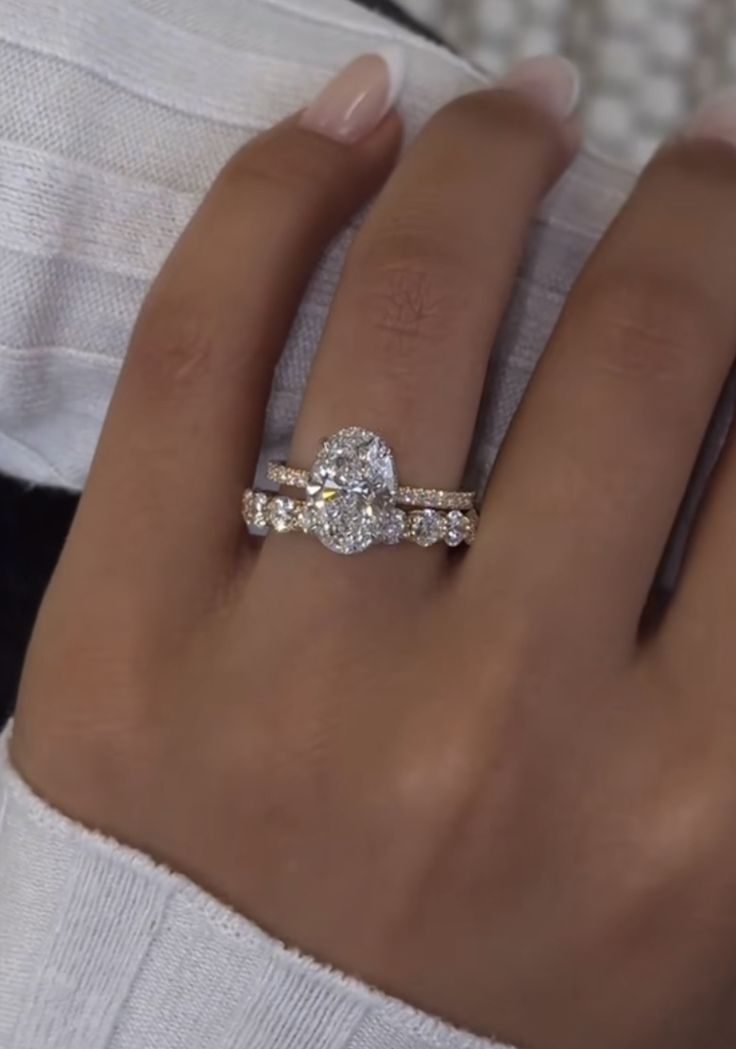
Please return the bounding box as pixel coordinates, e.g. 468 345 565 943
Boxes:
445 510 470 547
307 428 398 555
383 507 408 545
268 495 297 533
243 489 269 529
410 509 446 547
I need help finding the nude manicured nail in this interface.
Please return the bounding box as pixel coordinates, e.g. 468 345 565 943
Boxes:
499 54 580 121
300 47 405 143
686 87 736 146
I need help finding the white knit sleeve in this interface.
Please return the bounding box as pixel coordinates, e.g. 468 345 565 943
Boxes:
0 732 515 1049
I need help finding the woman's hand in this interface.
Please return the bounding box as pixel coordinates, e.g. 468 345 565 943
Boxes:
12 52 736 1049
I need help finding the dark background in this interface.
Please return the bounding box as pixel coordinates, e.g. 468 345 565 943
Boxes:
0 0 443 728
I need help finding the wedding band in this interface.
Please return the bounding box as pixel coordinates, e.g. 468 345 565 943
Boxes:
243 427 480 556
267 463 475 511
243 489 478 549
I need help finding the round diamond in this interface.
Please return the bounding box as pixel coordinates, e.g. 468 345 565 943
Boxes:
307 428 398 555
242 489 255 521
296 504 314 533
382 507 407 545
445 510 470 547
410 509 446 547
268 495 297 533
244 490 269 529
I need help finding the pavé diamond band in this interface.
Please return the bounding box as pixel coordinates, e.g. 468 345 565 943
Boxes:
243 427 480 555
266 463 475 511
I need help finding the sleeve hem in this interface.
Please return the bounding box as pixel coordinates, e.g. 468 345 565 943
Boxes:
0 726 514 1049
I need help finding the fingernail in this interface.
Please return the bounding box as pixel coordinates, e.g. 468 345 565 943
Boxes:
499 54 580 121
686 87 736 146
300 47 405 143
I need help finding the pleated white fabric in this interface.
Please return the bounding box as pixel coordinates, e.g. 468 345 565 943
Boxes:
0 731 513 1049
0 0 630 486
0 0 486 488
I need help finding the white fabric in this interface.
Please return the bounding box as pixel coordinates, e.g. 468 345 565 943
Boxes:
0 731 514 1049
0 0 481 488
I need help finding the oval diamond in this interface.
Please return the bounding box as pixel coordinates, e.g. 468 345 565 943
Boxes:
307 428 398 555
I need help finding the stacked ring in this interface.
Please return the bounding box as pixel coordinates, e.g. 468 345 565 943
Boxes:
242 427 479 555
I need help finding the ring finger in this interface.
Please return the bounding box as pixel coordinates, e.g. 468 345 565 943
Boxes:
272 56 580 575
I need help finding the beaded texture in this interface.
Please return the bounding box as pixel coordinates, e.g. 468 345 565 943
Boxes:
242 489 477 549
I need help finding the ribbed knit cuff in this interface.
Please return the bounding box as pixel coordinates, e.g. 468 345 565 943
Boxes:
0 731 513 1049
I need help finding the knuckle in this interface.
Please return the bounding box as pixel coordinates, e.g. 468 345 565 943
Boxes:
352 228 471 348
572 267 717 386
356 251 467 354
130 296 222 390
363 259 459 347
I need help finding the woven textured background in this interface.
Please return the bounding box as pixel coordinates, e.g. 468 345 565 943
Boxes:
401 0 736 165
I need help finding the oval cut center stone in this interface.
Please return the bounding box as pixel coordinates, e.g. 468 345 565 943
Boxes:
307 428 398 554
